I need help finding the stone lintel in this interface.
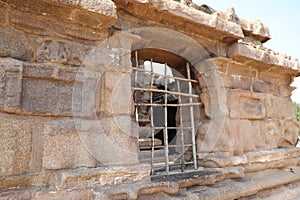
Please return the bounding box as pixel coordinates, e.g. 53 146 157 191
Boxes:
114 0 244 43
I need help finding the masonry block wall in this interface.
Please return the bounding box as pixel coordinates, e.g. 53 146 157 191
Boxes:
0 0 300 199
0 0 148 193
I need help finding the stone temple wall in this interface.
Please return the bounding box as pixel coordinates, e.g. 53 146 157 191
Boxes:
0 0 300 199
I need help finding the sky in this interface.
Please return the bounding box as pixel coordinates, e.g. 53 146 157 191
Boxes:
194 0 300 103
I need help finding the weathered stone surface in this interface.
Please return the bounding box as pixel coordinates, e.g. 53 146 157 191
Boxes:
221 73 252 90
77 117 139 165
198 117 298 156
42 116 139 168
42 126 99 170
48 0 118 19
190 167 300 200
21 79 74 116
10 9 108 41
228 43 300 72
241 181 300 200
99 71 134 116
115 0 243 43
239 19 270 42
0 1 9 27
0 114 32 176
252 79 280 96
57 164 150 189
198 152 248 168
227 90 266 119
36 38 93 66
0 188 36 200
243 156 300 173
226 62 257 77
6 0 116 40
198 147 300 169
0 27 33 61
252 119 298 149
278 85 295 97
258 69 293 85
23 63 79 82
34 189 93 200
72 68 102 118
79 0 117 18
197 119 258 155
265 95 296 119
0 58 23 113
0 172 54 191
95 167 244 200
201 89 267 120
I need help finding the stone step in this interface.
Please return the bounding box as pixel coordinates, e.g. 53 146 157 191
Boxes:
188 166 300 200
139 126 152 138
139 150 181 165
139 138 162 147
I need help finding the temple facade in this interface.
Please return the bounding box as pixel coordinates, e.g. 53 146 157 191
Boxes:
0 0 300 199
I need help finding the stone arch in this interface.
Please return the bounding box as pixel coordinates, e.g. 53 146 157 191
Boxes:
74 27 227 167
128 27 227 158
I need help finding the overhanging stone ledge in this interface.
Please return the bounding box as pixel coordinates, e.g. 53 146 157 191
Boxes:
48 0 117 19
228 43 300 73
114 0 244 43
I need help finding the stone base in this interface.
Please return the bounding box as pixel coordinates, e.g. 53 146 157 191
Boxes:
0 164 150 194
1 162 300 199
198 147 300 172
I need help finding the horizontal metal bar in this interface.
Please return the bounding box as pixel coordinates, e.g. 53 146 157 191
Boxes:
139 144 193 149
139 126 192 129
132 87 199 98
132 67 198 83
134 102 202 107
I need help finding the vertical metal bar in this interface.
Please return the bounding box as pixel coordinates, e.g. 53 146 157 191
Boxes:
176 80 185 172
134 51 139 123
164 64 169 173
186 63 197 170
150 59 155 175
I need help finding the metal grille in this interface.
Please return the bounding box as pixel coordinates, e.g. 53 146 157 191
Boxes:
132 51 200 175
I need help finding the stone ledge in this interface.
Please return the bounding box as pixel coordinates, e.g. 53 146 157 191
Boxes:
0 172 55 191
240 180 300 200
2 167 300 199
56 164 151 190
49 0 117 18
114 0 244 43
0 164 150 192
188 167 300 200
228 43 300 72
5 0 116 41
198 147 300 169
93 166 244 199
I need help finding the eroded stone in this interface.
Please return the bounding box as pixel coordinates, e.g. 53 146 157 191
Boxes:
0 27 33 61
0 114 32 176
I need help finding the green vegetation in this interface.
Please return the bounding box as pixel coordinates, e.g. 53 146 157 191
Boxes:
296 102 300 121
